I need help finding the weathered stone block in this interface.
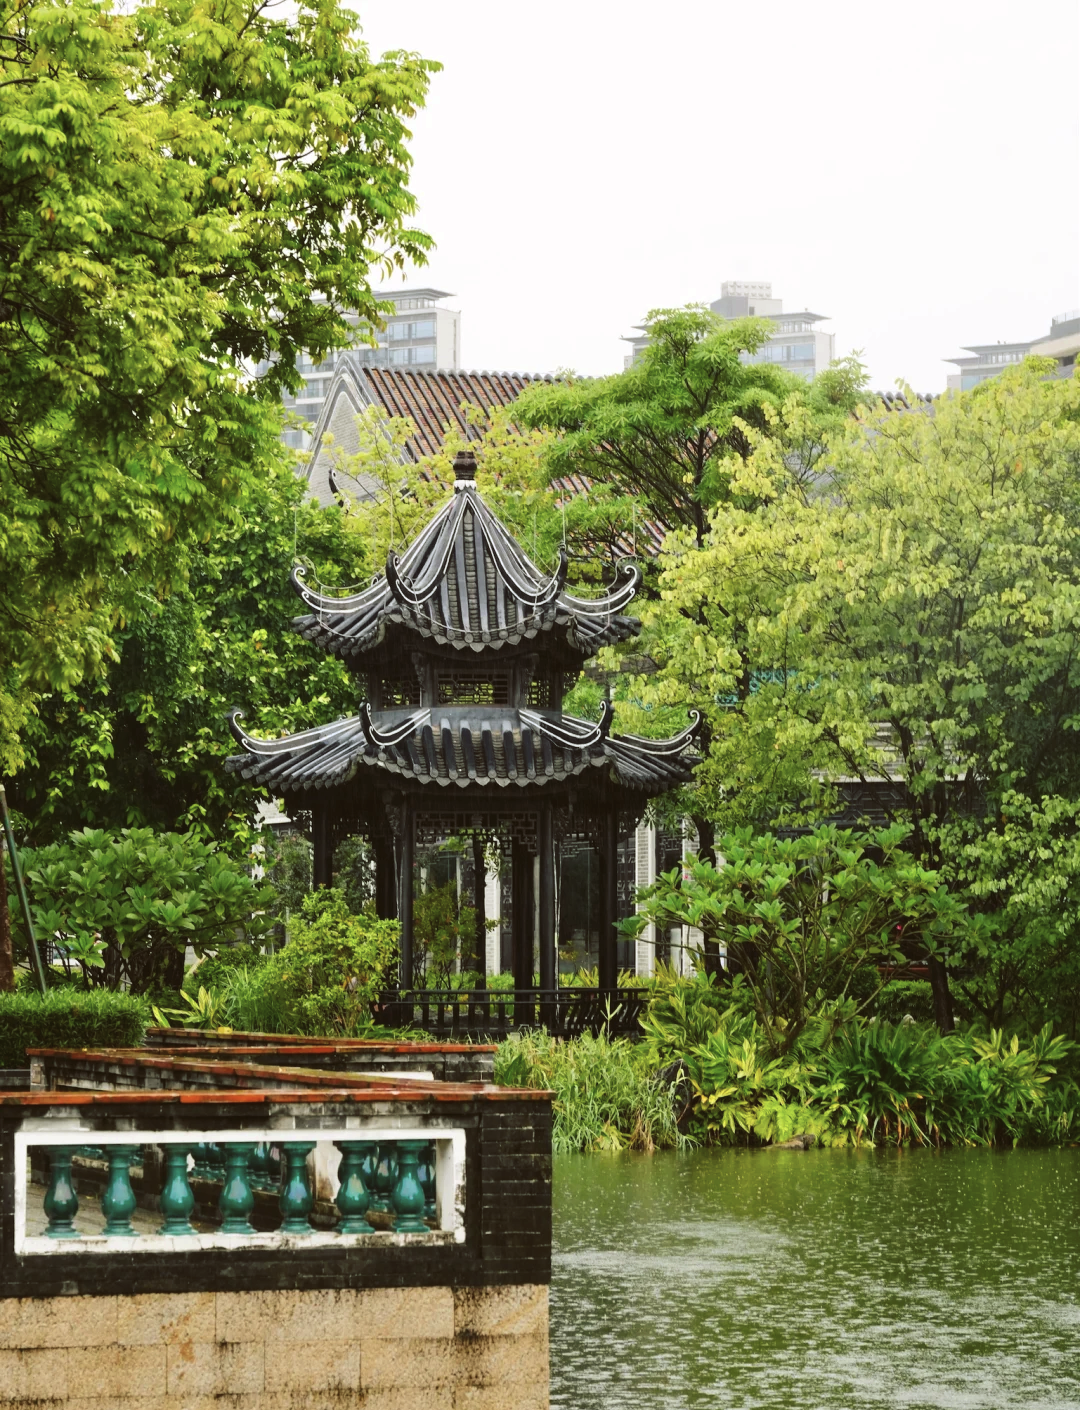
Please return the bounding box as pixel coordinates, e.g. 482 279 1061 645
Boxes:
0 1346 70 1401
64 1345 166 1398
358 1286 455 1340
359 1336 458 1389
453 1387 549 1410
454 1284 548 1338
166 1339 264 1395
0 1295 118 1350
262 1338 360 1393
117 1291 216 1346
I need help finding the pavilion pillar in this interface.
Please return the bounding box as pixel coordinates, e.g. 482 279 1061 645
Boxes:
598 806 618 997
538 803 556 994
313 807 333 889
472 835 487 987
374 838 397 921
511 838 534 995
398 802 415 990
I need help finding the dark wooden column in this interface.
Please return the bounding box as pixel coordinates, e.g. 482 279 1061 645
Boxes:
374 838 397 921
398 802 415 990
598 806 618 996
511 838 534 993
472 834 487 987
313 806 333 889
537 803 556 994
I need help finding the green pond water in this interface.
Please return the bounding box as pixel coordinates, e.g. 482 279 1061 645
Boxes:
550 1147 1080 1410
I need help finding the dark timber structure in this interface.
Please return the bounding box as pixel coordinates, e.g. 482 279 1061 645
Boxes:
228 451 698 1031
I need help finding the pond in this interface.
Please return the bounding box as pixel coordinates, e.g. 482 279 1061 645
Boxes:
551 1147 1080 1409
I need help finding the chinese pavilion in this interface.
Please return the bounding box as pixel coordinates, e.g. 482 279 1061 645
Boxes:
227 450 699 998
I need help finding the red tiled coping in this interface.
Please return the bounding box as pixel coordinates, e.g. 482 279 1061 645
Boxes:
0 1084 549 1106
146 1026 496 1053
26 1049 525 1096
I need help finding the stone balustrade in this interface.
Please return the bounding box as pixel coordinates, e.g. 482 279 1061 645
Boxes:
0 1083 551 1303
21 1128 454 1254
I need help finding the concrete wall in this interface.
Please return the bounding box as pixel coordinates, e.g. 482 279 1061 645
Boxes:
0 1283 548 1409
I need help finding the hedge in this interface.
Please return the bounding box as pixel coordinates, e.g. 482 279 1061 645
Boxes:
0 989 148 1068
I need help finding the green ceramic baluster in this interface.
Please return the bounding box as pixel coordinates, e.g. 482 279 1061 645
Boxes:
207 1142 226 1178
218 1143 256 1234
157 1145 197 1236
101 1144 140 1237
192 1143 214 1179
279 1141 316 1235
334 1141 371 1234
265 1144 282 1192
249 1142 270 1191
417 1142 437 1221
43 1145 80 1239
359 1141 379 1212
390 1140 429 1233
371 1143 397 1212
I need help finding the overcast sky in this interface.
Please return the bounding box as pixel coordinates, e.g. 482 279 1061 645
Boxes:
359 0 1079 392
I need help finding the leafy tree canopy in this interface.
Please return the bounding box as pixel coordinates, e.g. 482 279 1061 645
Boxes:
11 461 368 847
513 305 870 550
0 0 437 769
635 360 1080 1032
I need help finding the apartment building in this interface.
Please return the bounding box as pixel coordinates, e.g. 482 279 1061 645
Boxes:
274 288 461 450
623 280 835 380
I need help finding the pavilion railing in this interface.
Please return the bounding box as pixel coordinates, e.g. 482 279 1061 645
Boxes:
377 986 648 1041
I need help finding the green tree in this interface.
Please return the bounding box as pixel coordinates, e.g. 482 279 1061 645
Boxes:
513 306 867 550
639 361 1080 1033
628 824 966 1052
19 826 275 992
10 462 368 847
0 0 437 770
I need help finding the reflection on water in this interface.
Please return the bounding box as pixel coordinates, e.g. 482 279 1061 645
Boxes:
551 1147 1080 1410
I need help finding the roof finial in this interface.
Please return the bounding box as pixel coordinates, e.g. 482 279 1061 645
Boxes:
453 449 477 489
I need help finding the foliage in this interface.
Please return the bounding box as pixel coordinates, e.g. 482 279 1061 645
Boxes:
11 465 368 849
639 972 1079 1148
250 890 398 1036
0 0 437 772
495 1029 686 1154
633 362 1080 1032
17 828 274 993
0 987 147 1068
628 824 966 1049
413 879 478 988
515 308 868 551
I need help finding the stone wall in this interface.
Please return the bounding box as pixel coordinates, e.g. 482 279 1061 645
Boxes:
0 1283 549 1409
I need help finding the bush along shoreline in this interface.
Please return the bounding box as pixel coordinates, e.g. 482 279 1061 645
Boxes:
495 971 1079 1154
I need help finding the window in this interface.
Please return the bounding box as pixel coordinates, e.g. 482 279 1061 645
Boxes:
437 672 510 706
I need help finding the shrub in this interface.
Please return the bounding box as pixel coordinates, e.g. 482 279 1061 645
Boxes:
495 1029 686 1153
215 891 399 1037
0 988 148 1068
18 828 276 993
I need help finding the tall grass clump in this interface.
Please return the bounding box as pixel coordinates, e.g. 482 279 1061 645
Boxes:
495 1029 686 1153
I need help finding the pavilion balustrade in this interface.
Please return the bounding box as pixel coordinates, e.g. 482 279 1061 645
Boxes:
378 985 648 1041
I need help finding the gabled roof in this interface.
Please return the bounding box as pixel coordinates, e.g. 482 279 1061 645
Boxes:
227 704 700 795
363 368 552 460
292 452 642 661
304 363 552 506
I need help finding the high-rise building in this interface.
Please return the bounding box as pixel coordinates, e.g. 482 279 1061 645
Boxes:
623 281 835 380
945 310 1080 392
274 288 460 450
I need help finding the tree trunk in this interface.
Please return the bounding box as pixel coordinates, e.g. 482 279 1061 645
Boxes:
928 954 954 1034
0 844 15 993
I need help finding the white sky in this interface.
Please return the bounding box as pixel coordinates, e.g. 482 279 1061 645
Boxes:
359 0 1079 392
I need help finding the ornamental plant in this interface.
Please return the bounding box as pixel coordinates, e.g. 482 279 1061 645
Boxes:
262 890 399 1036
627 823 968 1052
18 828 275 993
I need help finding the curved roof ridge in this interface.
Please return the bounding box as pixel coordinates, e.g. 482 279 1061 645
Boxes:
291 471 642 661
